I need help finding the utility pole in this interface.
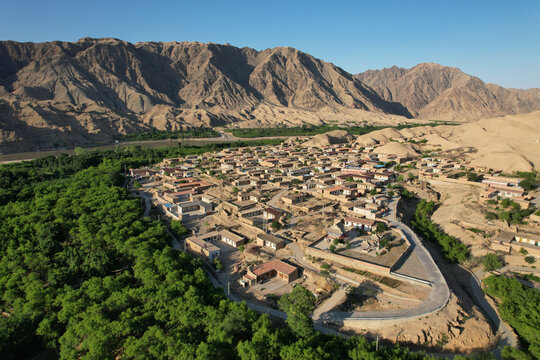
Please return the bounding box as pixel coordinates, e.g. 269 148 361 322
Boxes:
227 281 231 296
376 336 379 351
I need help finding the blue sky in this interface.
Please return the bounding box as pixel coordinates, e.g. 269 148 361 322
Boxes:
2 0 539 88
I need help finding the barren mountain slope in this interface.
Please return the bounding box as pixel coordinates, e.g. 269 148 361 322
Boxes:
356 63 540 121
0 38 414 153
1 38 539 153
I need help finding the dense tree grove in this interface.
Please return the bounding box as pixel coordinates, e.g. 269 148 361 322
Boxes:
114 127 220 141
0 140 282 207
483 276 540 359
411 199 469 263
230 122 454 138
0 145 493 359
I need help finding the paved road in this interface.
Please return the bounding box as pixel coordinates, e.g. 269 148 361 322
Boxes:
131 183 525 358
319 196 450 322
139 191 152 217
466 269 518 356
267 189 288 209
313 286 349 321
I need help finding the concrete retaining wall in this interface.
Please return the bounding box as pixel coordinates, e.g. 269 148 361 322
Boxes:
305 246 391 277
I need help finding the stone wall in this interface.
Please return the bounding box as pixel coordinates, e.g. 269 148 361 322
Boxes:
305 246 391 277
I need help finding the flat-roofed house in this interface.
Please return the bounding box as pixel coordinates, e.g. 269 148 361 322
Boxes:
185 236 221 261
282 193 306 205
218 230 245 248
344 217 376 231
243 259 299 285
493 186 524 198
352 206 377 220
326 222 347 239
263 207 284 220
256 233 285 250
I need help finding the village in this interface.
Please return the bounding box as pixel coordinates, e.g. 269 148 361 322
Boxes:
127 132 540 347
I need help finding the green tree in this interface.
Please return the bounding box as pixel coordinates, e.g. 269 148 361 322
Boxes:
213 258 223 271
482 253 502 271
278 286 316 338
237 315 281 360
74 146 87 155
271 220 282 231
375 222 388 234
170 220 190 237
519 178 537 192
467 172 479 182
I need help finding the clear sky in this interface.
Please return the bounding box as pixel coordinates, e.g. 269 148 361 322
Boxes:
2 0 539 88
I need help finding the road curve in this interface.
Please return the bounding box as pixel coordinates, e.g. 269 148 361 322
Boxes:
319 196 451 322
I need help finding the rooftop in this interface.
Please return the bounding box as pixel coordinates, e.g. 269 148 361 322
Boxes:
251 259 297 276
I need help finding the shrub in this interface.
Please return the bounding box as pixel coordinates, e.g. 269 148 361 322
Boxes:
411 199 469 263
482 253 503 271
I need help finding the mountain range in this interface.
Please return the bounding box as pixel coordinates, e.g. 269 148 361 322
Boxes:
0 38 539 153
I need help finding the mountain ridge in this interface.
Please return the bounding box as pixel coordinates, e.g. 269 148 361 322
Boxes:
0 38 539 153
355 63 540 121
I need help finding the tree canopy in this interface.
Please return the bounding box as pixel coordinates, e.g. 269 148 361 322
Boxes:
0 145 469 359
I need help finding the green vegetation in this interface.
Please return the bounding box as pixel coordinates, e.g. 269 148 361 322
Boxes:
230 121 455 138
525 256 536 264
213 258 224 271
271 220 282 231
278 286 316 338
483 276 540 359
343 285 379 310
342 267 403 288
170 219 190 237
514 172 538 192
407 139 428 144
375 222 388 234
446 172 466 179
511 272 540 283
114 127 220 141
411 199 469 263
482 253 503 271
466 172 480 182
0 144 454 359
485 198 536 224
519 178 537 191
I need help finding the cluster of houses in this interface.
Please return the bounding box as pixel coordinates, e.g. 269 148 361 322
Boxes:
480 175 533 208
491 230 540 258
127 142 411 287
416 158 535 210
